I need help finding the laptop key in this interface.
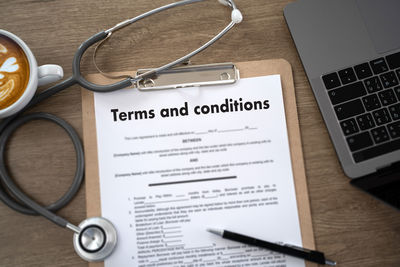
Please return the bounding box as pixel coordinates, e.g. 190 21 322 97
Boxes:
372 108 392 125
356 113 375 130
353 138 400 162
362 94 381 111
340 118 359 135
386 51 400 69
387 121 400 139
371 126 390 144
380 71 399 88
378 89 397 106
328 81 366 105
334 99 365 120
370 58 389 74
354 63 373 80
394 86 400 99
388 103 400 121
347 131 373 152
322 72 341 89
338 68 357 85
364 77 383 93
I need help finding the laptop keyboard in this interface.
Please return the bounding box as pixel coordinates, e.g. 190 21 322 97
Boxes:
322 51 400 163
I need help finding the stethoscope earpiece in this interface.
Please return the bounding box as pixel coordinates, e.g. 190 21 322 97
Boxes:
73 217 117 262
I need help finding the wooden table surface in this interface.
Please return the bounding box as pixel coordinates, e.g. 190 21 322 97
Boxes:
0 1 399 266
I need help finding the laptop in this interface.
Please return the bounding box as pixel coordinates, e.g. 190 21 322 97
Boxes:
284 0 400 209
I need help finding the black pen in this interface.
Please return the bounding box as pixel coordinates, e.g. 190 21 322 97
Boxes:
207 228 336 266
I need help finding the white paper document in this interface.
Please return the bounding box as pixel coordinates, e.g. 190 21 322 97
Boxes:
94 75 305 267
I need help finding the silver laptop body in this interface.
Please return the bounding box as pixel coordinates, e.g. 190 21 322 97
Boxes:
284 0 400 179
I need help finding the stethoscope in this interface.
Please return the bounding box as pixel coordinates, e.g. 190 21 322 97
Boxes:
0 0 242 262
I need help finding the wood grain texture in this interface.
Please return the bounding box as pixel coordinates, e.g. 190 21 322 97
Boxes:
0 0 399 266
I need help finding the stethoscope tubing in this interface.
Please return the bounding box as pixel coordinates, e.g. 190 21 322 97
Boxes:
0 29 117 228
0 0 241 239
0 0 242 262
0 111 83 227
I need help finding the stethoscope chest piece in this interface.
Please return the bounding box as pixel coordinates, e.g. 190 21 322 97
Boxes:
73 217 117 262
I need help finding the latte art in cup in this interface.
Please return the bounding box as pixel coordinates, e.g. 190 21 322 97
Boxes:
0 35 30 109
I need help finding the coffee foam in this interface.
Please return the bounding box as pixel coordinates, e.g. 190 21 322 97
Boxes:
0 44 6 53
0 35 30 109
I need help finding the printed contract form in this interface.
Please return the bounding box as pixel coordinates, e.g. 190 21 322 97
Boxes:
93 75 305 267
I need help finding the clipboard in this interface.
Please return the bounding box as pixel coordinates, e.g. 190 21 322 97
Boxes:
81 59 316 267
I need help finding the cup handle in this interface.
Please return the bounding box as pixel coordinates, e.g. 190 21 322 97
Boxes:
38 64 64 86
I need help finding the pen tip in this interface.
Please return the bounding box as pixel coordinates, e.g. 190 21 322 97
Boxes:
325 259 336 266
206 227 223 236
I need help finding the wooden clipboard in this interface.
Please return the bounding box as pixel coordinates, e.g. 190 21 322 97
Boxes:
81 59 316 267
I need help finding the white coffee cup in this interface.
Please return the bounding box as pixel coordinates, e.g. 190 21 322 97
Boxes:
0 30 63 118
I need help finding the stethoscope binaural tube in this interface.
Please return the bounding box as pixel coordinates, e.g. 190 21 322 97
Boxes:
0 0 241 262
72 0 242 92
72 31 132 92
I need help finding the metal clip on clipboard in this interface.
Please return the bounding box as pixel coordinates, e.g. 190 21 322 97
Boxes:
135 63 240 90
